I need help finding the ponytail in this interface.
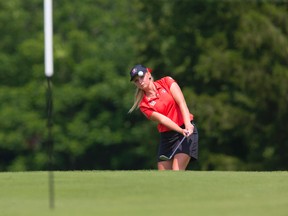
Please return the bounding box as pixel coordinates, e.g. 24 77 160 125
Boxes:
128 88 144 113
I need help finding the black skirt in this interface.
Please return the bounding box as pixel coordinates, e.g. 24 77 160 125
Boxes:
158 122 198 162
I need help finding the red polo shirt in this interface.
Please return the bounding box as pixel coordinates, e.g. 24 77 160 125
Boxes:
139 76 193 132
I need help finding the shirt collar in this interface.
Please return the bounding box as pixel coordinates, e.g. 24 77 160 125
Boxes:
154 82 162 90
143 82 161 102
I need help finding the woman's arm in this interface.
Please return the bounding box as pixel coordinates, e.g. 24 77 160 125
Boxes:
170 82 194 135
149 111 187 136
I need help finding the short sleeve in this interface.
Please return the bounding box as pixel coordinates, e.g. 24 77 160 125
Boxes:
140 104 154 119
164 76 176 88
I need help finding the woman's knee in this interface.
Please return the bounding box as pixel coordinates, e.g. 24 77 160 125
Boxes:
158 161 173 170
172 153 191 170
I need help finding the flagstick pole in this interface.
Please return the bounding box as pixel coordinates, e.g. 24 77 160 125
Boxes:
44 0 54 210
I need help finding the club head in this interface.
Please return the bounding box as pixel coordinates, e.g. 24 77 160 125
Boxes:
159 155 170 161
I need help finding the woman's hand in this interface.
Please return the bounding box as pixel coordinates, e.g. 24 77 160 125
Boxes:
184 123 194 137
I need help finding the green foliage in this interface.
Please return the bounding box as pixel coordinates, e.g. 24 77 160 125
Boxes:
135 0 288 170
0 0 287 171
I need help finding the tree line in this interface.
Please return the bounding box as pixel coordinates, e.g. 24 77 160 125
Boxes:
0 0 287 171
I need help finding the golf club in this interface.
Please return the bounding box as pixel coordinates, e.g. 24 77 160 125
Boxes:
159 136 187 161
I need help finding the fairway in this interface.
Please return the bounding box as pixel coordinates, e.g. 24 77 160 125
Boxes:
0 171 287 216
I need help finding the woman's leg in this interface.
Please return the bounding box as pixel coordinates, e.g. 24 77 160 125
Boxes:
172 153 191 170
158 160 173 170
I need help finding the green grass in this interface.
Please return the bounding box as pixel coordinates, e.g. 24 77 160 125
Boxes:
0 171 287 216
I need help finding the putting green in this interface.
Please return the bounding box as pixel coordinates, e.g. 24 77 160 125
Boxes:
0 171 287 216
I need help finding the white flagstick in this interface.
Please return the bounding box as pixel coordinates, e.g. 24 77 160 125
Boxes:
44 0 54 210
44 0 53 77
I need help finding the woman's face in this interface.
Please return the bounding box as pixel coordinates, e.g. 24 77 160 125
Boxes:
133 72 151 90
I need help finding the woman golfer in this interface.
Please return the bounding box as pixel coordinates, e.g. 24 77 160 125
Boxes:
129 64 198 170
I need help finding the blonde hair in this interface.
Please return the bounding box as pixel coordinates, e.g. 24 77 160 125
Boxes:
128 75 154 113
128 88 144 113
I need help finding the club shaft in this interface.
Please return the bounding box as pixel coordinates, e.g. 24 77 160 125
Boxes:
169 136 186 159
159 136 186 160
